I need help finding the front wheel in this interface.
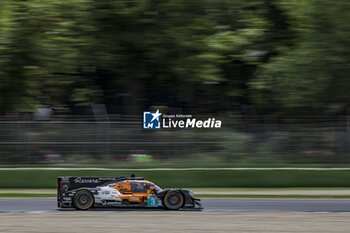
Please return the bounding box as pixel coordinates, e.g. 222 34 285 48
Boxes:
163 190 184 210
73 190 94 210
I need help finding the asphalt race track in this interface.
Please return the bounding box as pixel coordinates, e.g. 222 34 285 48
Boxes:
2 198 350 212
3 198 350 232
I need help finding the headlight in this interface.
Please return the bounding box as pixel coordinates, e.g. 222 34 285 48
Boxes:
189 191 194 197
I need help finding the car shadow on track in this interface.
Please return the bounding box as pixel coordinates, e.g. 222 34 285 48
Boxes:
58 207 202 212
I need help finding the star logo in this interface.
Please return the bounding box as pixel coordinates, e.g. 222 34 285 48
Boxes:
150 109 162 122
143 110 162 129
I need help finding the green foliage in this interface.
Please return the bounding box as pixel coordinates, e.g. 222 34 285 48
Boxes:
0 0 348 115
251 0 350 114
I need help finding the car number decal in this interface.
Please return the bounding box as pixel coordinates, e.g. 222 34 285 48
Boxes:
147 196 158 207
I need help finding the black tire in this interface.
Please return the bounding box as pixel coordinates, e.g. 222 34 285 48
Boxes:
73 190 94 210
163 190 184 210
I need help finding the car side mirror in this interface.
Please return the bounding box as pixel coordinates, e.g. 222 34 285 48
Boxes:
150 186 157 193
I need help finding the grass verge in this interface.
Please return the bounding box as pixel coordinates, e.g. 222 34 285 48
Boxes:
1 170 350 188
0 193 56 198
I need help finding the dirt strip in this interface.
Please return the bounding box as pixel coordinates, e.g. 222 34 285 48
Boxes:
1 211 350 233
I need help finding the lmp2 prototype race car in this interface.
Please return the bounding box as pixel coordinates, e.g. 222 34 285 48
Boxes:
57 174 202 210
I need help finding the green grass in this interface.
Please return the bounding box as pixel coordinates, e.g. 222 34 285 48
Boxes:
1 169 350 188
0 188 55 191
3 162 350 168
0 193 56 198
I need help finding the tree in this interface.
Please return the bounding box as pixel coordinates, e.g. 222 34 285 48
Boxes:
251 0 350 115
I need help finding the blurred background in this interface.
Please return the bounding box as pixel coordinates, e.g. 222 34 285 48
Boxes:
0 0 350 168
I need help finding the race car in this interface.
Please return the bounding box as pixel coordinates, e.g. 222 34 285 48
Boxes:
57 174 202 210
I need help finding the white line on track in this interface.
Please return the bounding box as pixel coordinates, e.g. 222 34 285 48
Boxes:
1 167 350 171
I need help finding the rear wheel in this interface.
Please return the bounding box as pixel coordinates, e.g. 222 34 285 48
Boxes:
163 190 184 210
73 190 94 210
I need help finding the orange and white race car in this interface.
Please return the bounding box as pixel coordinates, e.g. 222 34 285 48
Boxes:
57 175 202 210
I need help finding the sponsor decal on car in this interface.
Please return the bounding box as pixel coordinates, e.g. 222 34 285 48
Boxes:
73 177 100 184
147 196 158 207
